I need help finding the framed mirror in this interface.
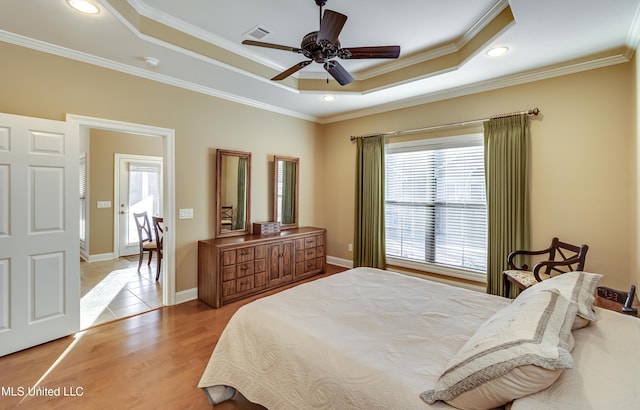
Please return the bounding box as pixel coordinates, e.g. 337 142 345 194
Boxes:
273 155 299 230
216 149 251 238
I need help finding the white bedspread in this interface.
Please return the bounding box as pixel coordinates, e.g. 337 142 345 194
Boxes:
198 267 510 409
510 306 640 409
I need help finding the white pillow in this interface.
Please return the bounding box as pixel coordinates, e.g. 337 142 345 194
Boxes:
521 271 603 322
421 289 577 410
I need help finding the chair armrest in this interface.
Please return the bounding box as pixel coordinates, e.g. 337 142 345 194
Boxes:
532 257 583 281
507 247 553 270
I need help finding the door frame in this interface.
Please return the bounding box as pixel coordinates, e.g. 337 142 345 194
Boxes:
114 153 164 258
66 114 176 306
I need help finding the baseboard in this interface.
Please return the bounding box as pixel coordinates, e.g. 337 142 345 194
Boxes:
175 287 198 304
86 253 115 262
327 256 353 268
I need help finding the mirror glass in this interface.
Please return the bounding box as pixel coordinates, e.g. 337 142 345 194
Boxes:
216 149 251 237
273 156 299 229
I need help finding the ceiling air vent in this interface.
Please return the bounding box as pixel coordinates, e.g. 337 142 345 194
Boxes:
245 25 271 40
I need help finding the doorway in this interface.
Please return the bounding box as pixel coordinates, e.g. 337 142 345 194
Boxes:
69 114 176 330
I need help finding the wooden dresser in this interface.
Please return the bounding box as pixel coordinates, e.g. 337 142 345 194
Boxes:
198 227 326 308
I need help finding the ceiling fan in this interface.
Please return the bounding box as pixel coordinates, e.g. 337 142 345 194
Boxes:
241 0 401 86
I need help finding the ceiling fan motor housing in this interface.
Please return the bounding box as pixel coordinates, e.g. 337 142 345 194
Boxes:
301 31 339 62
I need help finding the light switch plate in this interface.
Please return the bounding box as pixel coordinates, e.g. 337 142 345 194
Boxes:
97 201 111 209
179 208 194 219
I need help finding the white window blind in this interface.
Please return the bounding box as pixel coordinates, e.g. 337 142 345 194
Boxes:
385 134 487 272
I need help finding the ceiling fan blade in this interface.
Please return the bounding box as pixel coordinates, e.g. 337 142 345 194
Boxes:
242 40 302 54
324 60 354 86
317 10 347 47
340 46 401 59
272 61 312 81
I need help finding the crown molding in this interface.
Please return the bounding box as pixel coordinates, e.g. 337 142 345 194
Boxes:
319 49 632 124
356 0 510 80
0 30 316 122
126 0 288 72
626 0 640 55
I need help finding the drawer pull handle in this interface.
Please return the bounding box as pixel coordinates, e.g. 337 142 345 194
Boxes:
241 265 249 271
241 250 250 256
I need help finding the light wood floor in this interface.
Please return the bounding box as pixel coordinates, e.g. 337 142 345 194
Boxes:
0 264 347 409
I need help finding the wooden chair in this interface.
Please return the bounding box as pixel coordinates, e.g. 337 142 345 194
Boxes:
502 237 589 298
152 216 163 281
221 206 233 230
133 212 157 273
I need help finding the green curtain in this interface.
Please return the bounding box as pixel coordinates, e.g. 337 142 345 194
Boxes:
484 115 530 297
281 161 296 224
354 135 386 269
235 157 247 230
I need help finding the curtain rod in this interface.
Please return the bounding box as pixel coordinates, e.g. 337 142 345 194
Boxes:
350 108 540 141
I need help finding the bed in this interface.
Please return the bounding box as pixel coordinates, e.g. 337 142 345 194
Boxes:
198 267 640 409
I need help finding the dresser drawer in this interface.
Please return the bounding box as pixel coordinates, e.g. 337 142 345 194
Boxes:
236 247 254 262
304 248 316 260
222 265 236 281
304 236 317 249
237 262 254 277
255 258 266 273
222 250 236 266
236 275 254 293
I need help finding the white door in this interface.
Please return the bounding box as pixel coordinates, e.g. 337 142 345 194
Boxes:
0 112 79 357
116 155 163 257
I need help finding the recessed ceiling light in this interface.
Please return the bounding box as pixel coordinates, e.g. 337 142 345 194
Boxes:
486 46 509 57
67 0 100 14
322 95 335 102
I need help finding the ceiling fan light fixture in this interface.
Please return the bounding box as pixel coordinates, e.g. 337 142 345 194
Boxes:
322 95 335 102
486 46 509 57
67 0 100 14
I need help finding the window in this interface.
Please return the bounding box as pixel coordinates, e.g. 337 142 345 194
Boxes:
385 134 487 276
127 161 161 245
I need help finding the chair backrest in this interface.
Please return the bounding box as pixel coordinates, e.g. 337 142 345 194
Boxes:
152 216 163 250
541 237 589 275
221 206 233 219
133 212 153 244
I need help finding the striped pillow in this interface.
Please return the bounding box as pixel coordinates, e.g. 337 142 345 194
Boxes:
421 288 577 409
521 271 602 321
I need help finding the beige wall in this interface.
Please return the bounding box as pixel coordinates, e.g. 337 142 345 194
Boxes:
88 129 163 255
2 40 637 293
0 41 322 292
322 63 636 290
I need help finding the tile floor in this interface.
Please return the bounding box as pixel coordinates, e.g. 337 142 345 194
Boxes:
80 256 163 330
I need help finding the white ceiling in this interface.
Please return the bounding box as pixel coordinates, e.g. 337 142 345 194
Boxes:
1 0 639 123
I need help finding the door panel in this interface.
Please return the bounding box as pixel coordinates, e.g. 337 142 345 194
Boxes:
0 112 79 357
